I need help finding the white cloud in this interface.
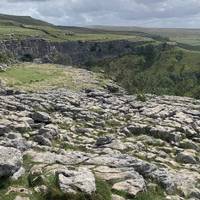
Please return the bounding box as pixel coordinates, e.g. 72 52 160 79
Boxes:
0 0 200 28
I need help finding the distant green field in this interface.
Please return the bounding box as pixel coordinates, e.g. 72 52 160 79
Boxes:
0 14 150 42
1 14 200 46
91 26 200 46
171 36 200 46
0 15 150 42
0 24 150 42
0 26 46 40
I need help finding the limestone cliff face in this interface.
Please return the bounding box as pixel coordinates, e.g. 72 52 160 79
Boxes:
0 38 146 65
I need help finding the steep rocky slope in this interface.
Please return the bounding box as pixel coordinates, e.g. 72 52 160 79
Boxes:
0 38 150 65
0 65 200 200
89 44 200 99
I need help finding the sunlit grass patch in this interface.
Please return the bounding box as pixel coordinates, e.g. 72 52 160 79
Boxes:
0 63 105 92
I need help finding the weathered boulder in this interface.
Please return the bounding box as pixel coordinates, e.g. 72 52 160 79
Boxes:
57 167 96 195
0 146 22 177
31 111 51 123
179 139 200 151
0 125 9 136
112 194 125 200
112 178 145 196
34 135 52 146
38 124 60 139
26 150 90 165
95 136 113 147
176 151 198 164
0 138 30 151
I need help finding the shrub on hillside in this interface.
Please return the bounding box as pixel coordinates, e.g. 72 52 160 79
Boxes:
47 51 72 65
89 45 200 99
136 44 160 67
136 93 147 102
0 51 15 64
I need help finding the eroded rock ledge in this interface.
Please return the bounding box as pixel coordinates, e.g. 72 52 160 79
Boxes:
0 85 200 199
0 38 147 65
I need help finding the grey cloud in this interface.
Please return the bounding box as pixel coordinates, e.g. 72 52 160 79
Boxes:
7 0 48 1
0 0 200 28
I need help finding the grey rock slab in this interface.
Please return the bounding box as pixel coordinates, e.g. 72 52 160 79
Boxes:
12 122 31 133
34 135 52 146
176 151 198 164
11 167 26 181
151 168 177 194
31 111 51 123
26 150 91 165
58 167 96 195
112 177 145 196
95 136 113 147
94 166 142 181
112 194 125 200
173 169 200 198
86 154 178 194
39 124 60 138
0 138 31 151
0 146 22 177
0 125 9 136
179 139 200 151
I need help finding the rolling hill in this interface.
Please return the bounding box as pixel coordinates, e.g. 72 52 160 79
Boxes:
0 13 200 99
0 13 200 48
90 25 200 47
0 13 53 26
0 14 147 42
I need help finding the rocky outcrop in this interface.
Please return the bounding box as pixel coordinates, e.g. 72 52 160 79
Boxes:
58 167 96 195
0 83 200 199
0 38 147 65
0 146 22 177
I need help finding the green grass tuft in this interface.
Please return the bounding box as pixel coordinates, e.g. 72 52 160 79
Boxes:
134 186 165 200
0 63 104 92
43 177 112 200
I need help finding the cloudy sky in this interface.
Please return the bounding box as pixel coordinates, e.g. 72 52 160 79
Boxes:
1 0 200 28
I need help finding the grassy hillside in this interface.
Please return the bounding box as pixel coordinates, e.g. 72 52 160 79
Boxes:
1 14 200 99
0 25 149 42
88 44 200 99
0 14 150 42
0 25 148 42
91 25 200 47
1 14 200 46
58 26 105 34
0 14 53 26
59 26 167 42
0 63 107 92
